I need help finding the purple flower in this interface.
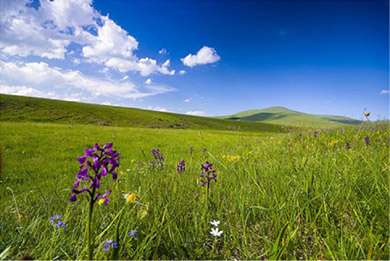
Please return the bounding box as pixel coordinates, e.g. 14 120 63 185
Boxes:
190 147 194 155
50 214 61 223
200 161 217 188
345 142 351 149
69 142 120 204
314 131 318 138
102 239 117 252
56 221 67 230
128 229 138 237
152 148 164 166
177 160 185 173
298 133 302 138
364 136 370 145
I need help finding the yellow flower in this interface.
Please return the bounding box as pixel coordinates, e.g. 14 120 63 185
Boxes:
330 140 340 146
126 193 136 204
98 199 105 205
119 171 125 175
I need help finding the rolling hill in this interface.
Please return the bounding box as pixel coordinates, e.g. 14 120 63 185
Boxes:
0 94 288 133
218 106 361 127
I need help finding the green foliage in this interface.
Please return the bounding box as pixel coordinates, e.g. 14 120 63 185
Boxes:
0 120 388 259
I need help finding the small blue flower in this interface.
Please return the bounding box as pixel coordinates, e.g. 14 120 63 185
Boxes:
50 214 61 223
102 239 117 252
128 229 138 237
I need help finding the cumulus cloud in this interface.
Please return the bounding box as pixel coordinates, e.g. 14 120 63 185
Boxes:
181 46 220 67
145 78 152 85
0 0 175 76
0 60 175 99
186 110 205 116
379 90 389 95
179 70 186 75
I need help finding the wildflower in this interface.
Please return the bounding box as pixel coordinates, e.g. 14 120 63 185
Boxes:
98 198 105 205
298 133 302 138
364 112 370 117
50 214 61 223
119 171 125 175
152 148 164 166
210 227 223 237
128 230 138 237
125 193 136 204
345 142 351 149
177 160 185 173
210 220 220 227
200 161 217 188
102 239 117 252
69 142 120 204
56 221 67 230
365 136 370 145
339 128 344 133
330 140 339 146
314 131 318 138
190 147 194 155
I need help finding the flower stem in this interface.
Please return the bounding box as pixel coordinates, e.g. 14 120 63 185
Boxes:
87 199 94 260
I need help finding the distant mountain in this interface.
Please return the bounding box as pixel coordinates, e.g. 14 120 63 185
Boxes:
217 106 361 127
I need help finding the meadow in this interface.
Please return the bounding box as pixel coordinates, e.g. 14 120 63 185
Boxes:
0 119 389 260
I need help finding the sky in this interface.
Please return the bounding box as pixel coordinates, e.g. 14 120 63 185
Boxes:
0 0 388 120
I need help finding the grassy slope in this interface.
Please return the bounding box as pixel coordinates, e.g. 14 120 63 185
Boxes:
218 106 361 127
0 94 287 133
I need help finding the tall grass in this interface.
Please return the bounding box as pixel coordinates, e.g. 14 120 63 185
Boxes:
0 122 388 259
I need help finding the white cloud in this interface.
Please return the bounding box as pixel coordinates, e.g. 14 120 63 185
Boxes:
0 60 175 99
158 48 167 55
179 70 186 75
72 58 81 65
122 75 129 80
380 90 389 95
145 78 152 85
0 84 57 98
186 110 205 116
183 98 191 103
181 46 220 67
0 0 175 76
146 106 167 112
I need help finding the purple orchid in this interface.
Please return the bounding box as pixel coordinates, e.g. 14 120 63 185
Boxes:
201 161 217 189
314 131 318 138
69 142 120 204
177 160 185 173
345 142 351 149
364 136 370 145
152 148 164 166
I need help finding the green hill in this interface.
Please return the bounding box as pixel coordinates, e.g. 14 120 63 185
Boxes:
218 106 361 127
0 94 288 133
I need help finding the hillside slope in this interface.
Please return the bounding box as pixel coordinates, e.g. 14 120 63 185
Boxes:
0 94 287 133
218 106 361 127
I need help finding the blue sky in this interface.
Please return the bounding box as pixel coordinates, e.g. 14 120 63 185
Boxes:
0 0 388 120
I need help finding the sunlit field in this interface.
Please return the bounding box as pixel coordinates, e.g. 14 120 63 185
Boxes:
1 121 388 259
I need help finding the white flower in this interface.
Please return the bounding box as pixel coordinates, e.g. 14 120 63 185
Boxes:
210 227 223 237
123 193 129 199
210 220 220 227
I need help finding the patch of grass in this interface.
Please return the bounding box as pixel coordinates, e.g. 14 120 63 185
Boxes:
0 121 388 259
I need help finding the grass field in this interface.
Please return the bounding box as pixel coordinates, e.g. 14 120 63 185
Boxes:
1 120 389 259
